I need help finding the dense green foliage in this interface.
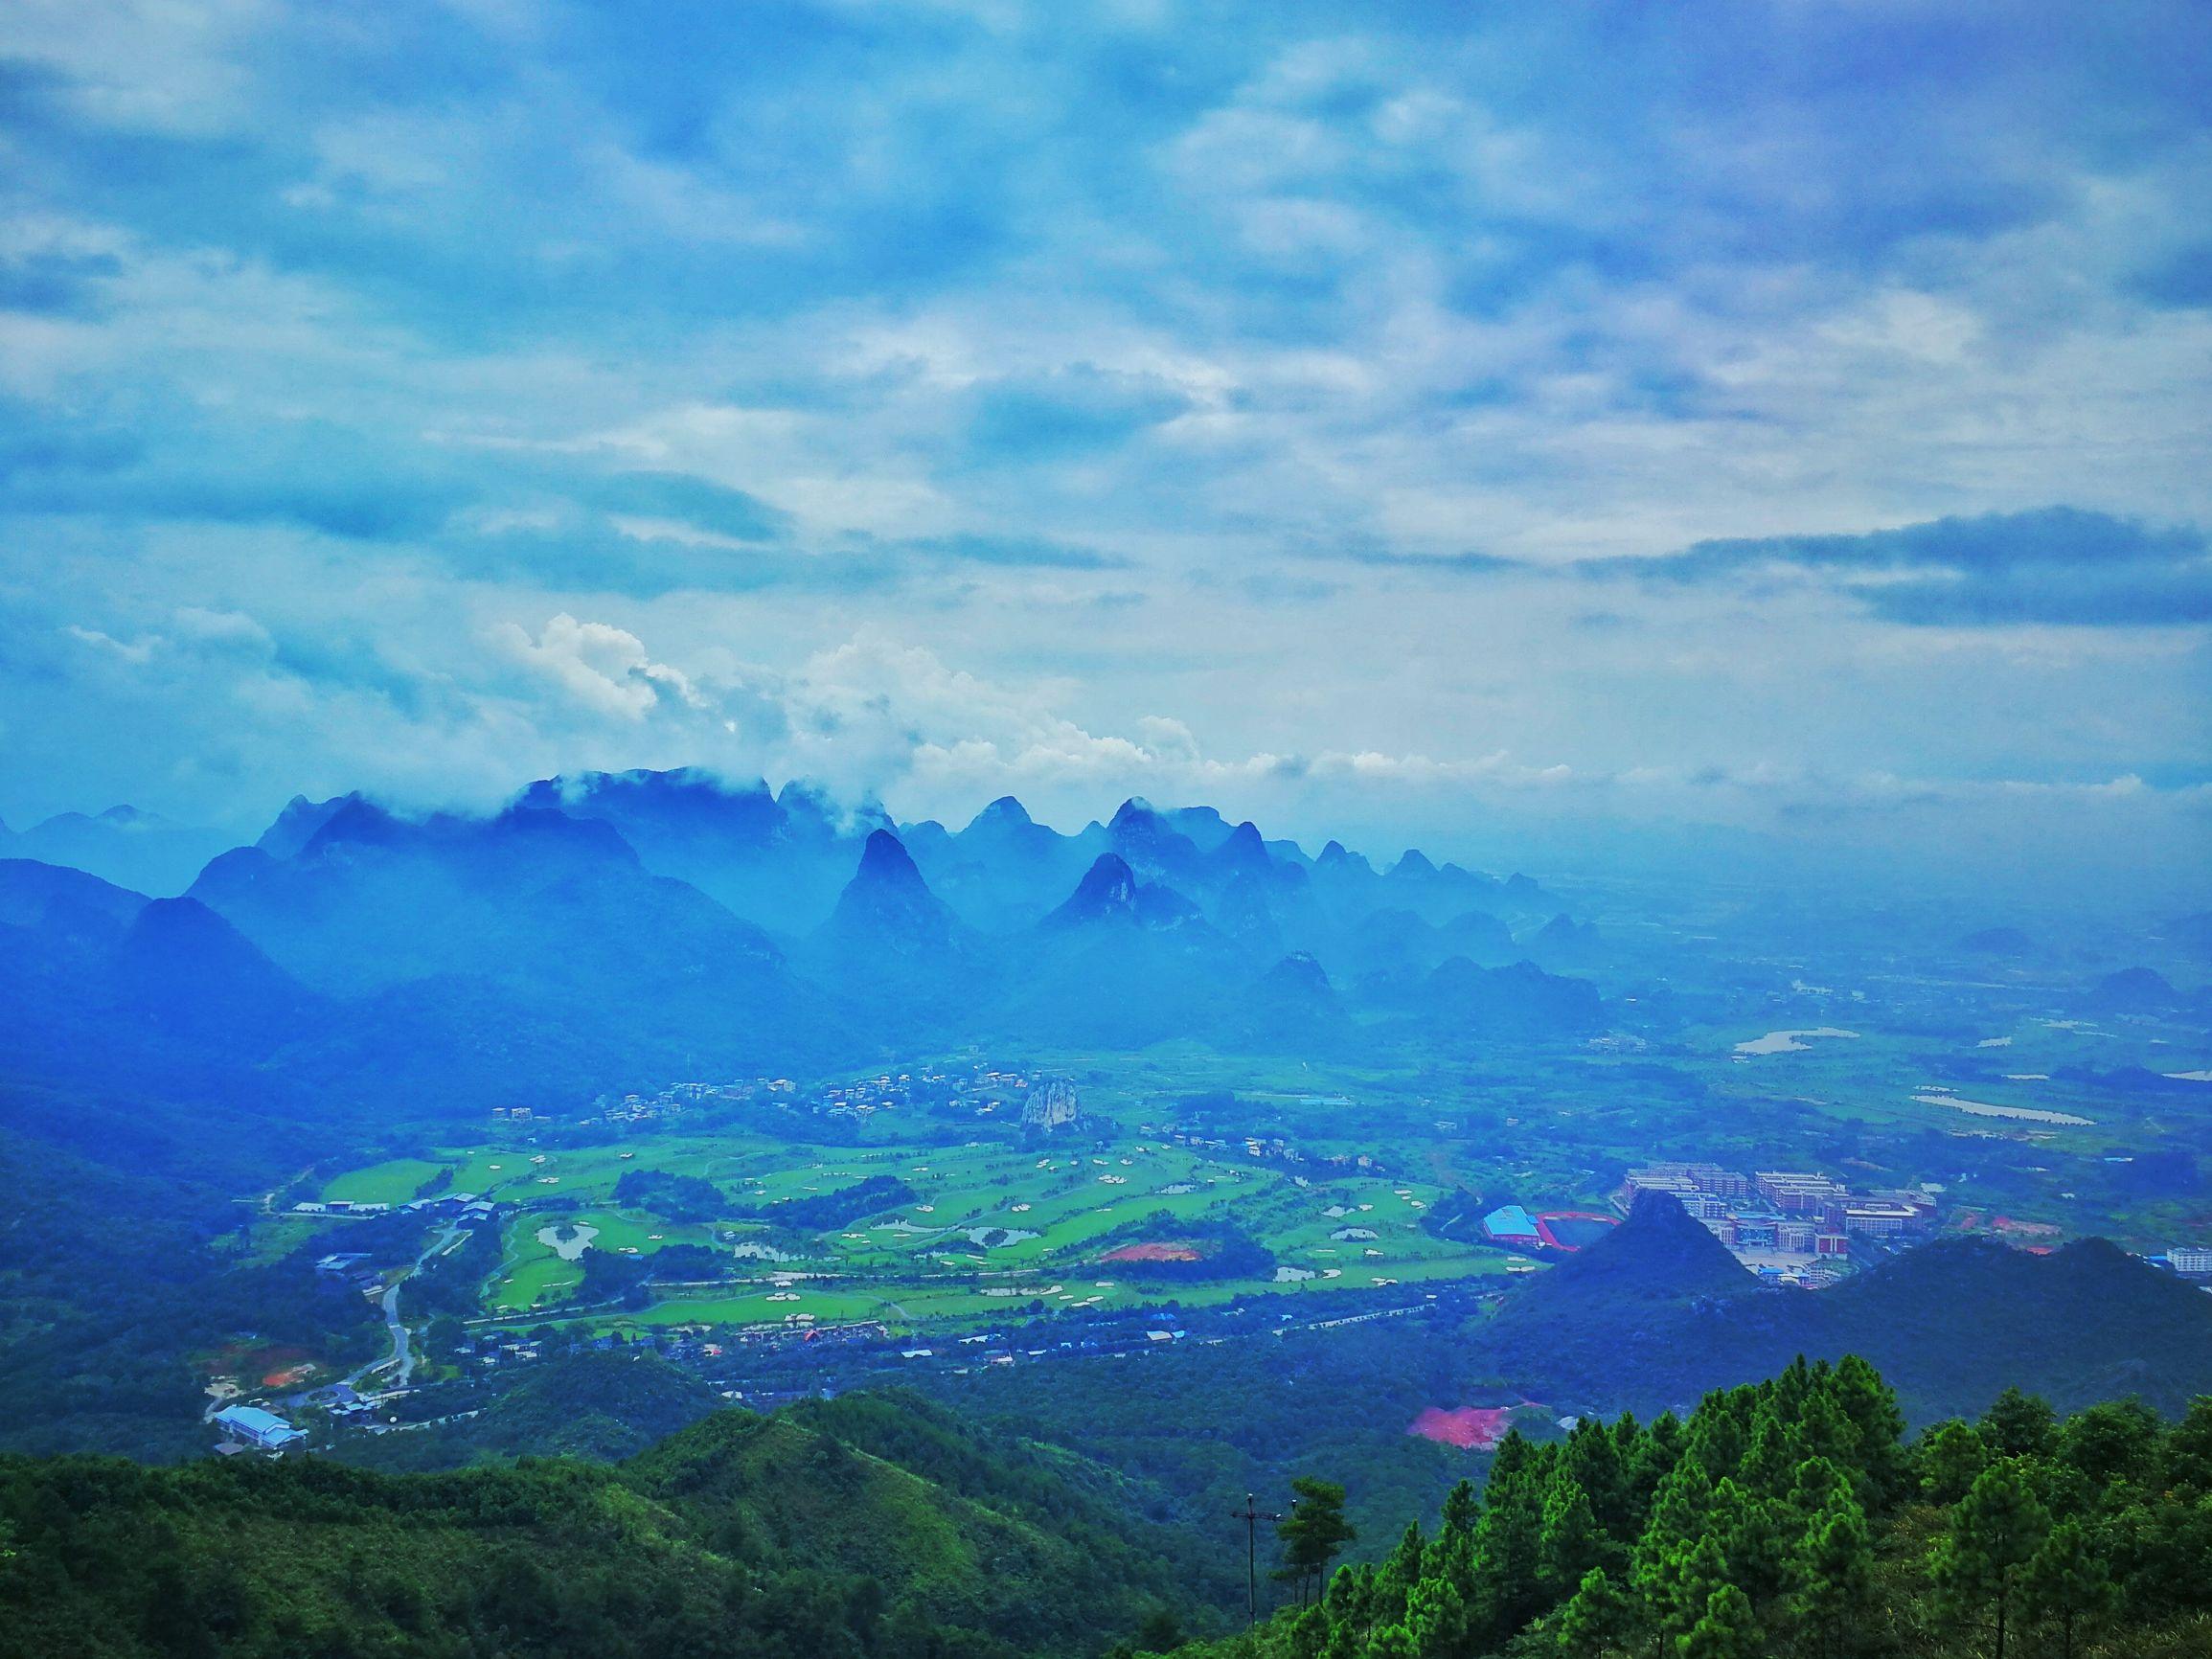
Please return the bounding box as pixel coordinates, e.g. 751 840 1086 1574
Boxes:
733 1173 920 1231
0 1387 1231 1659
1181 1358 2212 1659
611 1169 730 1224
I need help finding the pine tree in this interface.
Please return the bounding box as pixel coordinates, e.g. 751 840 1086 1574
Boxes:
1539 1470 1607 1600
1738 1411 1800 1500
1280 1478 1358 1610
1714 1478 1785 1603
1978 1387 2058 1460
1653 1534 1729 1646
1565 1418 1631 1536
2021 1517 2115 1659
1919 1420 1991 1505
1555 1566 1632 1657
1929 1462 2050 1659
1472 1461 1546 1644
1676 1583 1763 1659
1830 1353 1908 1502
1405 1577 1467 1659
1787 1489 1874 1659
1787 1455 1850 1524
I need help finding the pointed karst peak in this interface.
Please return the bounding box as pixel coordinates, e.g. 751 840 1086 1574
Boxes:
1223 819 1266 857
1044 853 1141 926
1391 848 1438 878
1108 796 1160 830
1539 1189 1753 1298
854 828 925 888
970 795 1033 829
1074 852 1138 905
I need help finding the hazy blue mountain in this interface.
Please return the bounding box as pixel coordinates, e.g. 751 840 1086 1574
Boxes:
0 856 147 936
189 801 834 1077
1483 1191 2212 1420
2164 911 2212 960
0 805 235 897
1105 797 1208 888
815 830 965 959
0 783 1619 1109
1519 911 1603 969
1959 925 2036 956
2090 965 2181 1012
1214 950 1357 1054
1419 955 1607 1036
1039 852 1208 934
512 767 885 932
111 897 329 1055
902 795 1106 931
255 793 359 860
1006 855 1238 1045
1341 905 1516 976
1164 803 1236 852
1211 869 1288 959
0 859 339 1099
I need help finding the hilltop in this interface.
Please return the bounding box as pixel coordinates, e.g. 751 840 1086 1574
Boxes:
0 1385 1232 1659
1479 1193 2212 1420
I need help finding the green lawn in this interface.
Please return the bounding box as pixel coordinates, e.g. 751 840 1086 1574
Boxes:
322 1158 448 1206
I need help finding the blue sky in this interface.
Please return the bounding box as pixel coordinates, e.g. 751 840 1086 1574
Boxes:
1 0 2207 895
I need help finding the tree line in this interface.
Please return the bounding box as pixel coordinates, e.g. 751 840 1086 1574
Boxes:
1182 1356 2211 1659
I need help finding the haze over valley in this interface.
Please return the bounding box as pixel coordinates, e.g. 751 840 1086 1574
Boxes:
4 4 2210 1657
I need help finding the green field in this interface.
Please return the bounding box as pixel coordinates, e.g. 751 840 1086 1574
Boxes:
321 1157 447 1206
319 1084 1523 1335
310 993 2212 1341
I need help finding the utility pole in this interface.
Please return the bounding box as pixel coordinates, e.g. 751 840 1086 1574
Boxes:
1230 1491 1283 1627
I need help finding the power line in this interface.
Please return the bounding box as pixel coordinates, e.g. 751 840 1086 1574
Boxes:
1229 1491 1284 1627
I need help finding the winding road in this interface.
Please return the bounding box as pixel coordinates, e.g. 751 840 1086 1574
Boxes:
346 1219 464 1392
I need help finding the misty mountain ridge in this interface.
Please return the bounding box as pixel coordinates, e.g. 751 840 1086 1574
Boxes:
0 770 1601 1116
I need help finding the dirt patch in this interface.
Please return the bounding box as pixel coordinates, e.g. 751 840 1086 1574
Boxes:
1409 1405 1519 1449
1100 1241 1202 1263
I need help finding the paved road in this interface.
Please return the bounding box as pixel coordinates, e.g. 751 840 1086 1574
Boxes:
347 1219 463 1391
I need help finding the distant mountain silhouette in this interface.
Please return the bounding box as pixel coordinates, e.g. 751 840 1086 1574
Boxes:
818 830 962 958
1 783 1629 1121
1521 912 1602 969
511 767 884 931
1040 853 1200 932
0 805 233 897
1423 956 1605 1035
2088 965 2179 1013
1215 951 1355 1054
1480 1192 2212 1420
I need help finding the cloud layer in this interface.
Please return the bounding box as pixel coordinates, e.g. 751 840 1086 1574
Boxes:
1 1 2207 897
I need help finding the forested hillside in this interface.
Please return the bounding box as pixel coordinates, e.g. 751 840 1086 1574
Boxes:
1181 1359 2212 1659
2 1361 2205 1658
0 1388 1230 1659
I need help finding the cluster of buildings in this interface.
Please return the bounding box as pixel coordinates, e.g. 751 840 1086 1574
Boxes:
810 1062 1055 1123
1620 1162 1938 1280
2167 1243 2212 1279
291 1189 490 1221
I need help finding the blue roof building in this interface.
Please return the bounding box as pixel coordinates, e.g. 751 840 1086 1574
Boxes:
213 1404 307 1451
1483 1204 1541 1241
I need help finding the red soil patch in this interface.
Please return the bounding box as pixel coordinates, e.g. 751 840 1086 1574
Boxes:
1100 1241 1202 1263
262 1362 319 1389
1409 1406 1517 1449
